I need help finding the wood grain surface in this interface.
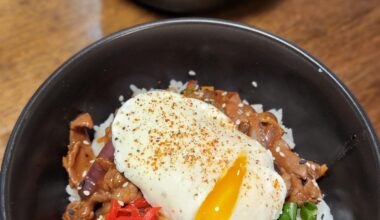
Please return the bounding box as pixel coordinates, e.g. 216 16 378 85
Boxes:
0 0 379 164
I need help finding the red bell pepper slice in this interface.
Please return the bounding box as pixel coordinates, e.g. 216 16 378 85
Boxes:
105 198 160 220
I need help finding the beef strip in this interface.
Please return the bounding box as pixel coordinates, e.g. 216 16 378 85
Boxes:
63 113 95 188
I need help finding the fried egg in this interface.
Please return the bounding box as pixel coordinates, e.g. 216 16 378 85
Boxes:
112 91 286 220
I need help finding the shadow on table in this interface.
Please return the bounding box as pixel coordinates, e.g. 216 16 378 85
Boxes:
208 0 280 19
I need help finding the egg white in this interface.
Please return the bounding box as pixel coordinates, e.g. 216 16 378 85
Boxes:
112 91 286 220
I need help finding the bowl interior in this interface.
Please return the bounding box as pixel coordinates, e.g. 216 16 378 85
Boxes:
1 20 379 220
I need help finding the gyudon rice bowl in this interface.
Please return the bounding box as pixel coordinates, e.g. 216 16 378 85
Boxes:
62 79 332 220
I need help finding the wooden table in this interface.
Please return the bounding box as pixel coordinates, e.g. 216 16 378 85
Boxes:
0 0 379 163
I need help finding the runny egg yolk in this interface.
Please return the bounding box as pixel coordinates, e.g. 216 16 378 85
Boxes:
195 154 247 220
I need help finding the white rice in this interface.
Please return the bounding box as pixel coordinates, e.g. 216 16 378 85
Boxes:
188 70 196 76
251 104 264 113
118 95 125 103
317 199 334 220
282 127 295 149
129 84 149 97
167 79 188 93
91 113 114 156
65 184 80 202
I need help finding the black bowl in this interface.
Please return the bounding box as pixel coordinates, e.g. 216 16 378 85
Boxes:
1 18 379 220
